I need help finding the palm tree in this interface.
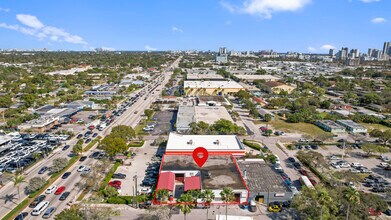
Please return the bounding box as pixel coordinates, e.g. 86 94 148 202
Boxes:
220 187 234 219
317 189 332 220
158 189 170 202
201 189 215 220
177 193 195 220
10 173 26 200
343 187 360 220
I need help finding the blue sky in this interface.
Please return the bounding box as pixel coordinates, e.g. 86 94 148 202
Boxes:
0 0 390 52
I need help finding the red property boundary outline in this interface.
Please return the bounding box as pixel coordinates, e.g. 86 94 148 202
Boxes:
152 152 250 205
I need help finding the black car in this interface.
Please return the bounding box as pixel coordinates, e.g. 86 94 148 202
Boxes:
293 162 302 169
311 145 319 150
384 209 391 216
288 157 296 163
14 212 28 220
296 145 303 150
62 172 71 179
29 195 46 208
59 192 70 201
112 173 127 179
372 187 385 193
85 138 91 144
38 166 48 174
79 156 87 161
77 134 83 139
62 145 70 151
92 133 98 138
90 151 100 158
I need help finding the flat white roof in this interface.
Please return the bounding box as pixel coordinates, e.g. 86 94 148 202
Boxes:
234 74 280 81
187 74 224 80
166 132 245 152
184 81 243 89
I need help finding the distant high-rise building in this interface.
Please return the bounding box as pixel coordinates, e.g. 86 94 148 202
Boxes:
350 49 359 58
329 49 335 57
340 47 348 60
368 48 374 57
216 47 228 63
219 47 227 55
383 42 390 54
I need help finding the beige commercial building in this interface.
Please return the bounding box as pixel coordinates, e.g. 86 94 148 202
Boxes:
262 81 295 94
184 81 244 96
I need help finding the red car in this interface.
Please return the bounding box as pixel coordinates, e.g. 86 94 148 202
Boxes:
298 169 309 176
109 180 122 188
368 208 382 216
260 126 269 132
55 186 66 195
309 178 317 185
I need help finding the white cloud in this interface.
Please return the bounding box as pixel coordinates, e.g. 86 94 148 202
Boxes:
307 46 316 52
16 14 44 29
0 8 10 12
361 0 380 3
145 45 157 51
0 14 87 45
371 17 386 24
172 26 183 33
221 0 311 19
226 20 232 25
320 44 336 50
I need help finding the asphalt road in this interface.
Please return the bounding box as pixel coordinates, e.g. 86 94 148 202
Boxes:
0 57 181 219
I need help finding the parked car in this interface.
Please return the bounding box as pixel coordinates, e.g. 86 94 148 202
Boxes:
38 166 48 174
79 156 87 162
77 165 86 172
45 185 58 194
29 195 46 208
293 162 302 169
76 134 83 139
62 145 70 151
62 172 71 179
288 157 296 163
14 212 28 220
112 173 127 179
298 169 309 176
55 186 66 195
59 192 70 201
42 207 56 219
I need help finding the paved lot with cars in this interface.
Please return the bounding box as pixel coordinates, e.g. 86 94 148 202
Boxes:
150 110 176 135
114 141 160 196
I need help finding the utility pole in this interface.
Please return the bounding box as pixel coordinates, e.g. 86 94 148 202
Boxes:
342 141 346 160
133 175 138 208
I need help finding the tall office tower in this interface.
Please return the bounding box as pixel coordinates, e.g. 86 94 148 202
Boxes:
350 49 359 58
383 42 391 56
340 47 348 60
219 47 227 55
329 49 335 57
368 48 374 57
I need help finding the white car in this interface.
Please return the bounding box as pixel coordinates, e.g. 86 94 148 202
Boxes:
45 185 57 194
351 163 363 168
340 163 351 168
379 162 389 168
77 165 86 172
331 163 341 169
140 187 152 194
350 168 360 173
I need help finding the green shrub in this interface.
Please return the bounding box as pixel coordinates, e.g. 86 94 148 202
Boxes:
100 161 121 190
106 196 133 204
243 139 261 150
128 140 145 147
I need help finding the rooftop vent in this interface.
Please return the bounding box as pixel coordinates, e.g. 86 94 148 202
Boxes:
187 139 193 145
213 140 220 145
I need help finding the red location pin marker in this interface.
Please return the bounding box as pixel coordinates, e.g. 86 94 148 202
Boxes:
192 147 209 168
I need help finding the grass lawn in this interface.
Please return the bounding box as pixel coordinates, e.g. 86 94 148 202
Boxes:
361 123 390 132
268 118 329 137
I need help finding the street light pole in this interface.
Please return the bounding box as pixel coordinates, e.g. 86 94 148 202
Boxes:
133 175 138 208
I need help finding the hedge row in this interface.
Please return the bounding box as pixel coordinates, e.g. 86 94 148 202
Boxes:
128 140 145 148
297 156 330 185
28 180 49 198
106 196 133 204
243 139 261 150
100 161 121 190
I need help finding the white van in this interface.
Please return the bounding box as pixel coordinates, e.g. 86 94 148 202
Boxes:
31 201 50 216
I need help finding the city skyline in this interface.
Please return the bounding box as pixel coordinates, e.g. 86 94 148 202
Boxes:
0 0 390 52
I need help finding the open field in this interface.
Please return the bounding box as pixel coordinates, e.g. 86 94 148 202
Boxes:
269 118 329 137
361 123 390 132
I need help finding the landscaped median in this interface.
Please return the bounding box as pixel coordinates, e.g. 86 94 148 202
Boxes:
2 155 81 220
128 140 145 148
83 136 101 152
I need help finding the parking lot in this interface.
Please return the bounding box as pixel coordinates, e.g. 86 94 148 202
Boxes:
150 110 176 135
112 141 161 196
